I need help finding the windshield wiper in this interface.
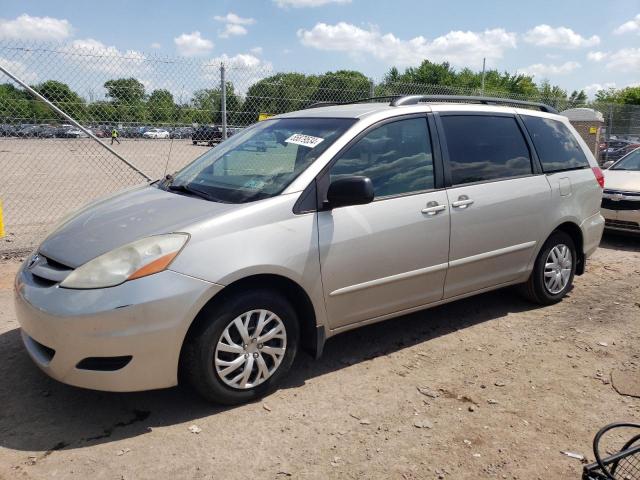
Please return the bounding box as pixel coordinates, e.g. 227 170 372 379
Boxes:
168 183 224 202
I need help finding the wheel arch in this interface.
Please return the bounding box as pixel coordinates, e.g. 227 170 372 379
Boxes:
552 221 585 275
180 274 323 372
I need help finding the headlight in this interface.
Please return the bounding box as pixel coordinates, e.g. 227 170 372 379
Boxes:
60 233 189 289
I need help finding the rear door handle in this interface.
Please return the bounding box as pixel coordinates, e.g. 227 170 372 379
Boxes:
451 196 474 209
421 203 446 215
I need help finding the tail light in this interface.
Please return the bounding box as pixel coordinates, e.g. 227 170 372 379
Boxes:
592 167 605 188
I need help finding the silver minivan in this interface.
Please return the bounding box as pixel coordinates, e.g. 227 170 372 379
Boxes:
14 96 605 404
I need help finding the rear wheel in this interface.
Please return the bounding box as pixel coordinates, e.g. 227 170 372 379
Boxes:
521 231 576 305
182 290 299 404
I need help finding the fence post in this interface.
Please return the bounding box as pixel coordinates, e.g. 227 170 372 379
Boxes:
220 62 227 140
369 78 375 99
605 103 613 165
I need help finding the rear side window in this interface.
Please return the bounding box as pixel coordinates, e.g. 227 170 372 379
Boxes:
521 116 589 173
440 115 533 185
329 117 434 198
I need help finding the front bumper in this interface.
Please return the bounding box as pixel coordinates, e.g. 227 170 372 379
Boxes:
14 266 222 392
601 207 640 234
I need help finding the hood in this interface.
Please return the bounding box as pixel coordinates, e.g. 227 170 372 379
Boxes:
39 185 241 268
603 169 640 192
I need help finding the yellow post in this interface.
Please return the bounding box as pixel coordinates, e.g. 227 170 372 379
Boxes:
0 200 4 238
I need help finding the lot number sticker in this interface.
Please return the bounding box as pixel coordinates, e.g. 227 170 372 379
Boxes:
285 134 324 149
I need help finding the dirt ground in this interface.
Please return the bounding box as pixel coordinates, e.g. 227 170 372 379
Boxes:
0 232 638 480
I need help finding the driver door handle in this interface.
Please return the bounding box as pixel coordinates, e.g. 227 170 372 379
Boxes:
421 203 446 215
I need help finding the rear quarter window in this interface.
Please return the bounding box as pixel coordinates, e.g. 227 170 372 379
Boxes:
521 116 589 173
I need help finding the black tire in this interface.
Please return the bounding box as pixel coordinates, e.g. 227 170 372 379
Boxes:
181 290 299 405
521 231 576 305
192 140 197 145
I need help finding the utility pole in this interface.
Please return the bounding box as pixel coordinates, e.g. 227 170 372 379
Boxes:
481 57 486 96
220 62 227 140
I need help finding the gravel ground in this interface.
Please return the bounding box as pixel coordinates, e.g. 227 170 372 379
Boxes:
0 138 208 252
0 232 638 480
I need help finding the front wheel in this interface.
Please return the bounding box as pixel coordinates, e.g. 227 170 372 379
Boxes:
521 231 576 305
181 290 299 404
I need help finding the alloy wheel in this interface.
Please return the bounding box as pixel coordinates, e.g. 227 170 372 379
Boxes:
214 309 287 389
544 244 572 294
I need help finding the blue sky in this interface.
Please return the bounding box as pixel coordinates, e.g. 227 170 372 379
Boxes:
1 0 639 97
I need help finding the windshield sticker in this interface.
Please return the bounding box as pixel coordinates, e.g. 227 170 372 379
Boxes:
285 133 324 149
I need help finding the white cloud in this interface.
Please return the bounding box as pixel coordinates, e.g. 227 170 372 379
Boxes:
174 31 214 57
587 51 607 62
219 24 248 38
275 0 350 7
519 61 581 77
63 38 146 74
150 42 161 49
605 48 640 72
214 12 255 38
297 22 517 68
213 13 255 25
203 53 272 94
523 25 600 49
250 46 263 55
0 56 37 83
583 82 616 96
0 14 72 41
614 13 640 35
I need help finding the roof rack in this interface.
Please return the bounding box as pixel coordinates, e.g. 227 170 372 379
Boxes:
306 96 400 109
389 95 559 114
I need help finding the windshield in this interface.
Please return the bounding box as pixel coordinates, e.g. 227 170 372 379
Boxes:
165 117 356 203
611 148 640 171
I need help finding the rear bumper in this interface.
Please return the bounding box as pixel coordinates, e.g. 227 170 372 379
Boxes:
580 212 605 258
14 267 222 392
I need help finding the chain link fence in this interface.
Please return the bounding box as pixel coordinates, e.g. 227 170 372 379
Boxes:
1 39 639 253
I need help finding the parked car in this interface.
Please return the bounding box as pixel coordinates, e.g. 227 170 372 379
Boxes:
192 125 222 145
599 139 640 162
170 126 194 139
0 124 18 137
14 96 605 404
601 147 640 234
143 128 170 139
63 127 89 138
17 124 42 138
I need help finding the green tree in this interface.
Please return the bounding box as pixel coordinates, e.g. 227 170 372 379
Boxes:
148 89 175 123
0 83 32 122
33 80 86 121
568 90 588 105
310 70 371 104
191 82 241 125
243 73 321 123
103 78 147 123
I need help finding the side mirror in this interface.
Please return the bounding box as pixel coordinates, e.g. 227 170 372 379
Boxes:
326 176 374 209
602 160 614 169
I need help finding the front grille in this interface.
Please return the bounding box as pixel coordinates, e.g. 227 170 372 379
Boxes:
601 198 640 211
24 334 56 363
605 219 640 231
29 254 73 285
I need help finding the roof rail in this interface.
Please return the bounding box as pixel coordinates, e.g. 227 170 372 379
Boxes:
306 96 400 110
389 95 559 114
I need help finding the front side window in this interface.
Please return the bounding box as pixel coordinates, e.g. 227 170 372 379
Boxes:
611 148 640 171
167 117 356 203
521 115 589 173
329 117 435 198
441 115 533 185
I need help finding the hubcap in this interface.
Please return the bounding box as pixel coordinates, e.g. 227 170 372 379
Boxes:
214 309 287 390
544 244 572 295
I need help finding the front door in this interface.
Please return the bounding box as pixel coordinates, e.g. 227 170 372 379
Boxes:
317 116 450 329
